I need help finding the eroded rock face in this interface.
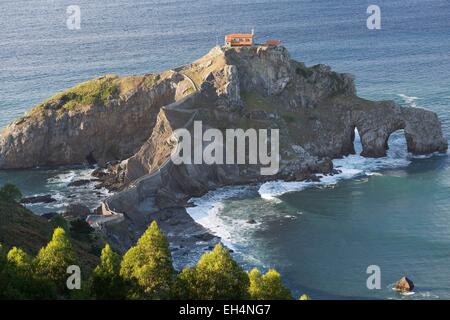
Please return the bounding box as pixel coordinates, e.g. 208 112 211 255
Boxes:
0 72 194 169
302 97 448 159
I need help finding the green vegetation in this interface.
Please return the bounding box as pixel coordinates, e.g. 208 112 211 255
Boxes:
34 75 121 113
35 227 76 293
0 190 52 254
120 221 175 299
70 219 94 242
0 183 102 271
0 184 300 300
142 73 159 88
0 183 22 203
248 268 293 300
0 223 297 300
49 214 70 233
299 294 311 300
90 244 125 300
177 244 249 299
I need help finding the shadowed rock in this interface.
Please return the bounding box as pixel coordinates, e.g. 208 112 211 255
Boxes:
21 195 56 204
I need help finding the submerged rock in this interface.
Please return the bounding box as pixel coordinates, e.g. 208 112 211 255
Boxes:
394 276 415 293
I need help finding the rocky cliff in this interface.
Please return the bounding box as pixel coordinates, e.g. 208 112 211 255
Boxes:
0 45 447 264
0 72 194 168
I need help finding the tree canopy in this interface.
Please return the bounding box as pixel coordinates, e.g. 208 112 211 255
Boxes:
248 268 293 300
177 244 249 300
0 222 298 300
35 227 76 293
90 244 125 299
120 221 175 299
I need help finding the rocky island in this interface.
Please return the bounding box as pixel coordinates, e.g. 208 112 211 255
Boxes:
0 45 447 268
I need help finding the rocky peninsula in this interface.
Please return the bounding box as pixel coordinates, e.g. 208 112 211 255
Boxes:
0 45 447 268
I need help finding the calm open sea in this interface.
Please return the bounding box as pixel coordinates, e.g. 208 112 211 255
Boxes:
1 0 450 299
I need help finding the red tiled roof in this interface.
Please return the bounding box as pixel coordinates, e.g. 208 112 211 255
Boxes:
225 34 254 39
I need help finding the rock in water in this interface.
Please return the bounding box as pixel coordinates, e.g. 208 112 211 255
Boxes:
394 277 414 293
20 195 57 204
67 179 93 187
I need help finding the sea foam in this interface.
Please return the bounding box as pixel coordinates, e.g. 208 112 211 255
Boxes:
398 93 420 108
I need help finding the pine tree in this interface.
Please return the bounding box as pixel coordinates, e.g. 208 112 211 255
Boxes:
248 268 293 300
120 221 175 299
2 246 55 299
177 244 249 300
0 183 22 202
90 244 125 299
35 227 76 294
3 247 33 299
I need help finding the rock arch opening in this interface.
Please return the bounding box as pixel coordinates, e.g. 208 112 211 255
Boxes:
385 129 409 159
351 126 363 155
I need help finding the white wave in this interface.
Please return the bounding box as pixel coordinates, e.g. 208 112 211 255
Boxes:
398 94 420 107
46 167 95 186
366 172 383 176
46 171 77 185
186 186 256 249
259 167 363 200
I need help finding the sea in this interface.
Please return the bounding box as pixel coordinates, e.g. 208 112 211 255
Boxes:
1 0 450 299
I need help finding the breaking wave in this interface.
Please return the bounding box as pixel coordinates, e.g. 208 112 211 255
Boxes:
398 94 420 108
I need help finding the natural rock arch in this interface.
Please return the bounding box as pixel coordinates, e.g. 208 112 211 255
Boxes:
350 126 363 155
385 129 409 156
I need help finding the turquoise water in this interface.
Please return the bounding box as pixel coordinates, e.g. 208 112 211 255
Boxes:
1 0 450 299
